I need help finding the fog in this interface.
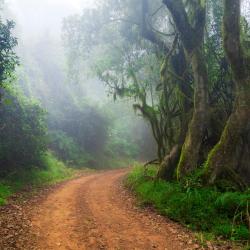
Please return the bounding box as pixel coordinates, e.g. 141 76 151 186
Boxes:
7 0 96 38
3 0 248 170
1 0 157 169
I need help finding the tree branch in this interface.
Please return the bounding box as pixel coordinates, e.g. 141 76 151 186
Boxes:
162 0 206 52
162 0 194 51
141 0 170 53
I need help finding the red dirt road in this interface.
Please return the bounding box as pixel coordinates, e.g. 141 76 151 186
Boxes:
31 169 200 250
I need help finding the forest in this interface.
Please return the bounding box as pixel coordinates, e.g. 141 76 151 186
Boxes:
0 0 250 249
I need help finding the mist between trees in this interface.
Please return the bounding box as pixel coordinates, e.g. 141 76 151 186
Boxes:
0 0 157 178
0 0 249 187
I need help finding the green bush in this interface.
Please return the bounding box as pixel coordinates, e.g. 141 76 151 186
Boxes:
48 130 93 167
0 152 75 205
126 165 250 241
0 183 11 205
0 88 47 176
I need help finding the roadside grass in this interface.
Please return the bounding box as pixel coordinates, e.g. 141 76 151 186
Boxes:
125 164 250 245
0 152 80 205
0 183 12 205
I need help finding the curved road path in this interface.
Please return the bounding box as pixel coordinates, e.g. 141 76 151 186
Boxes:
31 169 199 250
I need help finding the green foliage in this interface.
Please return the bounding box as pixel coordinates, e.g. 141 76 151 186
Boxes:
48 130 92 167
5 152 75 189
28 152 75 185
0 183 11 205
126 165 250 242
0 87 47 175
0 152 75 205
106 135 138 158
0 19 18 88
105 111 139 159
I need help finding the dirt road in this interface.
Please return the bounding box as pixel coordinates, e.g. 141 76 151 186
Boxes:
31 169 199 250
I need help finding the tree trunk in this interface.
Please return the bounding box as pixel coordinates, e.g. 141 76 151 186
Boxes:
157 46 192 180
205 80 250 188
205 0 250 188
177 48 208 178
162 0 209 178
157 145 181 180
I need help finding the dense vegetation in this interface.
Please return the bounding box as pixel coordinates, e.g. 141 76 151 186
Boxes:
0 87 47 174
0 152 75 205
0 19 77 204
126 165 250 243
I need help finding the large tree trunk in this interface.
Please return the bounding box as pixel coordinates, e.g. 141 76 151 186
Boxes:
205 0 250 188
157 47 192 180
158 49 209 180
177 48 208 178
205 84 250 188
163 0 209 178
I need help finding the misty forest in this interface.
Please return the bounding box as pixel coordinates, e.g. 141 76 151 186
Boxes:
0 0 250 249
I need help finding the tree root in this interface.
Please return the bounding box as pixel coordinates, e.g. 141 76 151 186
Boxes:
157 145 181 180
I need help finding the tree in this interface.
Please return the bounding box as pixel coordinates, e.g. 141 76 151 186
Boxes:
0 18 18 97
205 0 250 188
0 88 47 175
161 0 209 179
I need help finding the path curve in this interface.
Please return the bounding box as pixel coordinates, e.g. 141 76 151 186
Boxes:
32 169 199 250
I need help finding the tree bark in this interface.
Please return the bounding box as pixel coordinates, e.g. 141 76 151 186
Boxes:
163 0 209 178
157 48 191 180
177 48 208 178
141 0 169 54
157 145 181 180
205 0 250 188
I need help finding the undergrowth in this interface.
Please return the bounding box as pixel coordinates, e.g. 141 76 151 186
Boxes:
125 164 250 244
0 152 77 205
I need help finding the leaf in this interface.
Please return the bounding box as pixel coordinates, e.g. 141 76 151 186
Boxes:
3 98 12 106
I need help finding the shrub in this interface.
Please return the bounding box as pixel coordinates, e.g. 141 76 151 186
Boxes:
49 129 102 168
0 152 76 205
0 88 47 176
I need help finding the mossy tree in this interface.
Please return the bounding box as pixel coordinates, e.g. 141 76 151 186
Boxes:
140 0 193 179
205 0 250 188
161 0 209 179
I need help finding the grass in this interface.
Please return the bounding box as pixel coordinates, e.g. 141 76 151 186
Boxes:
0 183 12 205
125 164 250 244
0 152 78 205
